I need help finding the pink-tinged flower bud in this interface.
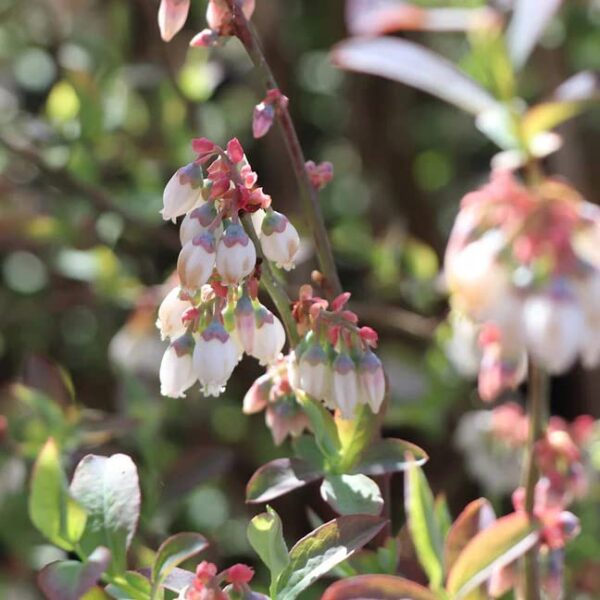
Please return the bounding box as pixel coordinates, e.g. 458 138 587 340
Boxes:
332 352 360 420
160 335 196 398
234 293 255 353
180 202 219 246
206 0 255 30
358 349 385 413
161 162 203 222
251 306 286 365
193 320 240 396
299 343 331 402
242 372 271 414
226 563 254 588
156 286 190 341
190 28 220 48
178 232 217 293
253 101 275 139
260 210 300 271
158 0 190 42
216 222 256 284
522 292 584 374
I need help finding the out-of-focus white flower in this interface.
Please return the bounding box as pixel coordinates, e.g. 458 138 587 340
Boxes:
179 202 219 246
193 320 240 397
331 352 360 420
156 286 190 341
161 162 203 222
159 337 196 398
358 349 385 413
251 306 286 365
177 232 216 293
242 372 271 414
523 292 585 374
216 222 256 284
286 350 301 390
299 343 331 402
260 210 300 271
445 312 482 378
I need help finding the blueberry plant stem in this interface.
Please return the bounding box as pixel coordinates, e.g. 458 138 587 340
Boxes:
522 360 548 600
225 0 343 298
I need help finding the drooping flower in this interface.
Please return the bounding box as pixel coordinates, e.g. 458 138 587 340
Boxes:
233 292 255 354
216 222 256 285
159 335 196 398
251 305 286 365
178 232 217 293
358 349 385 413
161 162 203 222
180 202 219 246
331 352 360 420
156 286 191 340
193 320 240 396
260 210 300 271
298 341 331 402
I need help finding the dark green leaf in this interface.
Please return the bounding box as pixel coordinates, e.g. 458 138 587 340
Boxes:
152 532 209 586
320 474 383 516
322 574 438 600
352 439 428 476
246 458 322 504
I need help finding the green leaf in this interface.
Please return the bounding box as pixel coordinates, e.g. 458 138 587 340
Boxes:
105 571 152 600
296 391 341 462
434 495 452 542
247 506 289 593
404 465 444 589
335 404 378 472
152 532 209 586
70 454 141 576
322 574 438 600
446 512 539 599
37 547 111 600
445 498 496 573
29 438 87 551
333 37 499 115
246 458 323 504
522 101 589 142
352 439 428 476
292 435 325 471
275 515 387 600
320 474 383 516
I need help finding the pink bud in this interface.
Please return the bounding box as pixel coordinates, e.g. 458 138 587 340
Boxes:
192 137 217 156
216 222 257 284
243 372 271 414
156 286 190 341
226 564 254 587
195 561 218 584
161 163 203 222
158 0 190 42
177 232 217 293
190 28 220 48
160 339 196 398
332 352 359 420
206 0 255 30
259 210 300 271
253 101 275 139
226 138 245 164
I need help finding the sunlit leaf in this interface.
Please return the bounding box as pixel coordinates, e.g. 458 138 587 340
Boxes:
522 100 594 141
446 512 539 599
296 391 341 461
104 571 152 600
506 0 563 70
275 515 387 600
352 438 428 475
320 474 383 516
434 494 452 541
332 37 498 115
38 547 111 600
246 458 323 503
70 454 141 575
445 498 496 573
152 532 209 586
322 574 438 600
335 404 379 472
29 438 87 551
404 464 444 589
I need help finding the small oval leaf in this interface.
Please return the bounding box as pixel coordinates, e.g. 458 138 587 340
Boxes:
247 506 289 582
322 574 438 600
320 474 383 516
152 532 209 585
352 439 428 476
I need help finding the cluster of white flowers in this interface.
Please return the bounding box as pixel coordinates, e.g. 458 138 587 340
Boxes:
445 172 600 396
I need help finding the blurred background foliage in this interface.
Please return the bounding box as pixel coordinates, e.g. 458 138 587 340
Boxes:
0 0 599 598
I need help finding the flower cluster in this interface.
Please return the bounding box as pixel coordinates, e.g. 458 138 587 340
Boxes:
179 560 258 600
445 170 600 398
243 354 310 445
288 285 385 420
157 137 300 398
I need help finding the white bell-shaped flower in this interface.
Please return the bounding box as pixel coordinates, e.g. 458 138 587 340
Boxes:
234 293 256 354
260 210 300 271
216 222 256 284
358 349 385 413
299 342 331 402
156 286 190 341
193 320 240 397
159 336 196 398
177 232 216 293
179 202 220 246
286 350 301 390
331 352 360 420
251 306 286 365
523 290 585 374
161 162 203 222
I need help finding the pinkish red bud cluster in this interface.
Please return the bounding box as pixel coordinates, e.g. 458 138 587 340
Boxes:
179 560 255 600
252 89 289 139
445 170 600 398
305 161 334 191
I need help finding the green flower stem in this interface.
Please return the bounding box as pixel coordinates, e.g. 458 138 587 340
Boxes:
521 360 548 600
224 0 343 298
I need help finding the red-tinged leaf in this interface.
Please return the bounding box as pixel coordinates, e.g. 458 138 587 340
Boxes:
38 547 111 600
152 533 209 585
506 0 563 70
445 498 496 573
158 0 190 42
246 458 323 503
446 512 539 600
346 0 498 36
332 37 498 115
351 438 428 476
322 574 438 600
275 515 387 600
